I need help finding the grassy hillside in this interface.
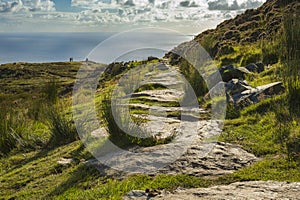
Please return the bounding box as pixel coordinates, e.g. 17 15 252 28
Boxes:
0 0 300 199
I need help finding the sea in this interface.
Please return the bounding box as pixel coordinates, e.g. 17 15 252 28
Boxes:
0 32 192 64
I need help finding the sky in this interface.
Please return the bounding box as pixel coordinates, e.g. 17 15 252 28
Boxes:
0 0 266 34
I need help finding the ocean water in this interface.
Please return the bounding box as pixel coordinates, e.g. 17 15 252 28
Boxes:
0 32 192 64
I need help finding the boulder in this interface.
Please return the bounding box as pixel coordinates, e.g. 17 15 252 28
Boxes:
255 63 265 73
246 63 265 73
225 79 253 95
256 82 285 96
234 82 285 108
147 56 158 62
219 65 250 82
245 63 257 72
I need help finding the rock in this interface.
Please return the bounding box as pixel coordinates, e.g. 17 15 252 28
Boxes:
234 82 285 108
57 158 74 166
255 63 265 72
246 63 265 73
219 65 249 82
256 81 285 96
123 190 148 200
123 189 162 200
148 56 158 62
237 67 251 74
126 181 300 200
206 80 285 108
225 79 253 95
88 125 257 178
245 63 258 72
155 141 257 177
207 65 249 87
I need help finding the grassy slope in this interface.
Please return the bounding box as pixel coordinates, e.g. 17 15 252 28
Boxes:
1 1 300 199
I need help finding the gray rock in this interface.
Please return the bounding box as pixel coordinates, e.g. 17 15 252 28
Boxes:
123 190 148 200
208 65 250 86
256 62 265 73
246 63 265 73
57 158 74 166
127 181 300 200
256 82 285 96
235 82 285 108
225 79 253 95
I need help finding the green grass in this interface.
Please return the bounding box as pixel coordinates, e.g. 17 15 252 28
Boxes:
246 65 281 87
231 156 300 182
129 98 180 107
0 62 80 96
46 104 78 148
134 83 167 93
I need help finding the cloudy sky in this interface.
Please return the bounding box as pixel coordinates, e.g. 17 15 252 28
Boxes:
0 0 266 33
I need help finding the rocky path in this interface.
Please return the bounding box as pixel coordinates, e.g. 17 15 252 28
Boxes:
124 181 300 200
85 61 300 199
88 61 257 178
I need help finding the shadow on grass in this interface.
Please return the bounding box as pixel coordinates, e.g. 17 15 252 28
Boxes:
3 141 84 176
46 164 105 198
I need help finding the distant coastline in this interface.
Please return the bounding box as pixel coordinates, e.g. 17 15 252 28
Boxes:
0 32 192 65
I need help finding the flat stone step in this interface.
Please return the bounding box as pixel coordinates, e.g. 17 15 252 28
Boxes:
123 181 300 200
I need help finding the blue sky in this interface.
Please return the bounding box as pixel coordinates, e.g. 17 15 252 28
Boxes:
52 0 71 12
0 0 266 33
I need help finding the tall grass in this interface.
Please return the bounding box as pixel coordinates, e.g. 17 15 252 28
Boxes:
100 96 173 148
44 78 59 104
260 39 280 65
281 14 300 114
46 104 78 148
0 109 27 155
281 14 300 161
41 78 79 148
179 59 208 99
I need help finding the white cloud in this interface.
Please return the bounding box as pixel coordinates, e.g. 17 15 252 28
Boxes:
0 0 55 13
0 0 266 32
68 0 265 26
207 0 265 10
